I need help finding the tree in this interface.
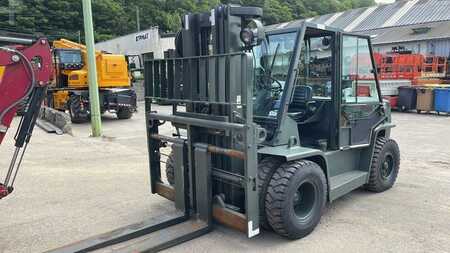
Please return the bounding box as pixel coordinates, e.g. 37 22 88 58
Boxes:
0 0 376 42
262 0 294 24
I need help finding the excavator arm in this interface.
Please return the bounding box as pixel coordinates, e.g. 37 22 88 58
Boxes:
0 36 53 199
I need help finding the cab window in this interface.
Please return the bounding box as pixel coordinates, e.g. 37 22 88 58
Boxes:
297 35 333 99
341 36 379 104
253 32 298 118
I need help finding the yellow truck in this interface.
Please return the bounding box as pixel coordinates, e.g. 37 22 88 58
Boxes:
48 39 136 123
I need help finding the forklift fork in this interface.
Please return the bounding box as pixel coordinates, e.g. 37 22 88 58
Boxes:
47 139 214 253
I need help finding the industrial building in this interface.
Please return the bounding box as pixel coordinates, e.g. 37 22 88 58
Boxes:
95 27 175 64
302 0 450 57
95 27 175 100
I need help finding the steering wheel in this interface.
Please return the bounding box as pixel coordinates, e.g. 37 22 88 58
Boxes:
269 76 283 93
255 67 282 92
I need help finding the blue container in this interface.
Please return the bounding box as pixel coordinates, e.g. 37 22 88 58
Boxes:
434 88 450 113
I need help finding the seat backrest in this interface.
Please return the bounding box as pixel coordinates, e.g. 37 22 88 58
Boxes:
291 85 313 108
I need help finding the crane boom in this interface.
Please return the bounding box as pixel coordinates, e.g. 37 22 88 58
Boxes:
52 38 102 55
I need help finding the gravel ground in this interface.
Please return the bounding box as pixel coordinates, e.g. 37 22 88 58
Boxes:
0 104 449 253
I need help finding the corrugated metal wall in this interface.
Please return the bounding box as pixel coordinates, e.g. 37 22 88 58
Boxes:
427 39 450 57
373 39 450 57
308 0 450 32
373 41 428 55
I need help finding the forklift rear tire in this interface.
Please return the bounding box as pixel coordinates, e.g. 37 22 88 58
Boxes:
265 160 326 239
365 137 400 192
257 157 283 230
117 107 133 119
68 95 89 124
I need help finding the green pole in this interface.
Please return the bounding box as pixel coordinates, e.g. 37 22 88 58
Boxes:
82 0 102 137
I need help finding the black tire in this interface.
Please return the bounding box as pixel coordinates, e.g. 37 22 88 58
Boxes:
117 107 133 119
166 149 175 185
68 95 89 123
366 137 400 192
266 160 327 239
257 157 284 230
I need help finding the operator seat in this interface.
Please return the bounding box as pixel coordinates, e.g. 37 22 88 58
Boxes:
288 85 313 121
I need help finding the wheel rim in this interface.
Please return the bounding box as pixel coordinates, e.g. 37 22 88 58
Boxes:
381 153 394 179
292 181 316 221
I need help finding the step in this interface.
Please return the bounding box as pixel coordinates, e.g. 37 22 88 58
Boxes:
329 170 368 201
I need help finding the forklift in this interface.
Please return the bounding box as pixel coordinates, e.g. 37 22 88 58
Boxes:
50 4 400 252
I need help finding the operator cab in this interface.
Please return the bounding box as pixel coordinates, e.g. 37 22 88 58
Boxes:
253 23 383 150
53 48 84 70
53 48 84 88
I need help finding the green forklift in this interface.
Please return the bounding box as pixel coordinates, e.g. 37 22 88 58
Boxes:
50 4 400 252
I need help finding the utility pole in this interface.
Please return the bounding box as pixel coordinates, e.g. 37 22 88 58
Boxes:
82 0 102 137
8 0 16 25
136 6 141 32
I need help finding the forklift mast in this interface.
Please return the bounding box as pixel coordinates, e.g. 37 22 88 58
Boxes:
146 4 265 236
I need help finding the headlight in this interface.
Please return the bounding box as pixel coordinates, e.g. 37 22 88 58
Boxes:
240 19 265 48
240 28 254 45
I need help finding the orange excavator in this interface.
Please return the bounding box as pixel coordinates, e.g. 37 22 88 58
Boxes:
0 32 53 199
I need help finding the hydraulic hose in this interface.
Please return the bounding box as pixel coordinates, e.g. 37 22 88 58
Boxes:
0 46 36 124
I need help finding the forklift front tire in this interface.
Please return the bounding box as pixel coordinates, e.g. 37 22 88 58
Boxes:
265 160 327 239
257 157 284 230
365 137 400 192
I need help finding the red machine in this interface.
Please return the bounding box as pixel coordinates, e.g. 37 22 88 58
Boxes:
377 53 424 80
0 35 53 199
374 50 448 81
422 56 447 78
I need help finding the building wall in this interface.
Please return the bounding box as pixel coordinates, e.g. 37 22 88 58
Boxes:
428 39 450 57
95 28 175 60
373 39 450 57
95 28 175 101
